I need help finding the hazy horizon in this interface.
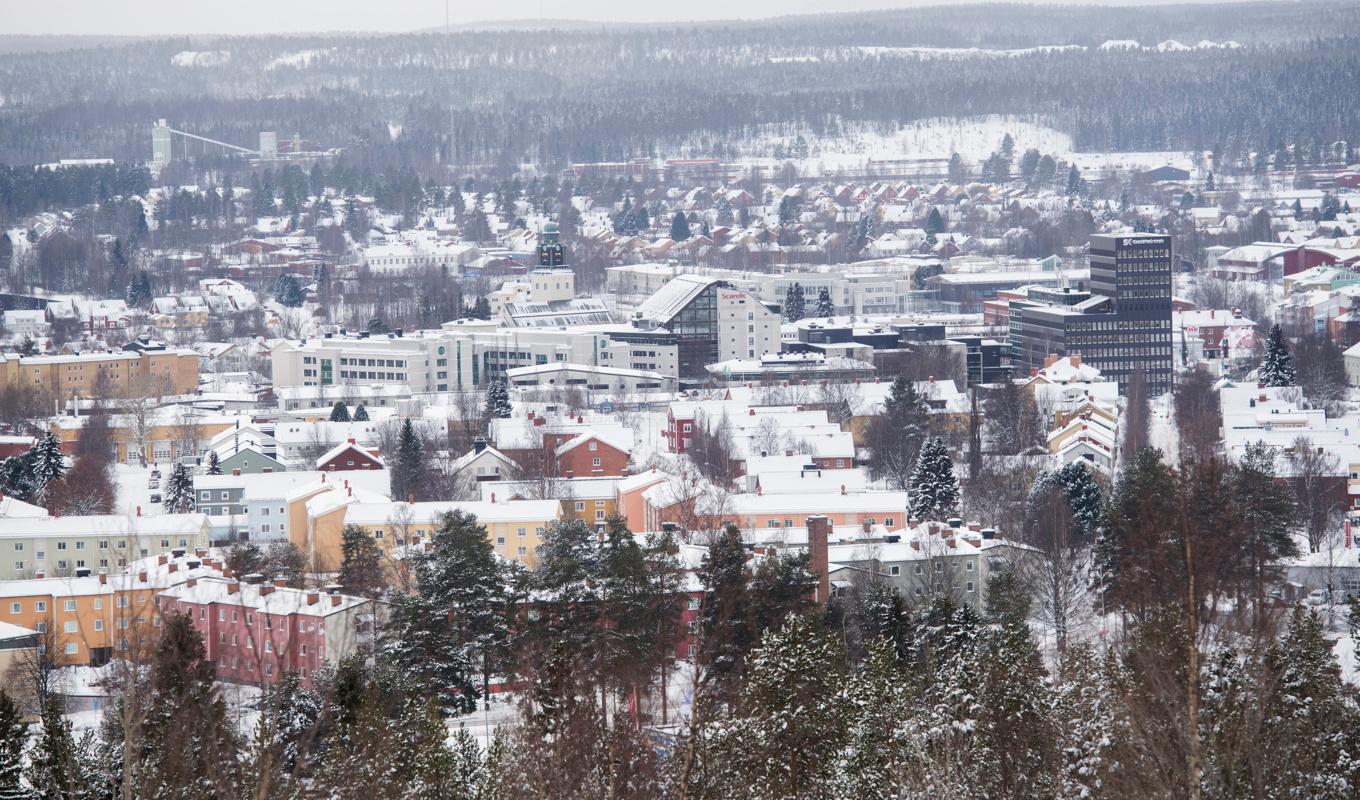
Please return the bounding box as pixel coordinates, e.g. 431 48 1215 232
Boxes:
7 0 1284 37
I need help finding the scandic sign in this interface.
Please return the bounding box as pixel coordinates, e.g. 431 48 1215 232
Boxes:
720 292 748 300
1120 237 1167 246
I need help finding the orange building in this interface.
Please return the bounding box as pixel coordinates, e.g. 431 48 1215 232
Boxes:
0 348 199 401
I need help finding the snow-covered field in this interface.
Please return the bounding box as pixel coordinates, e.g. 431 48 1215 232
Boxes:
266 49 333 70
170 50 231 68
725 115 1196 176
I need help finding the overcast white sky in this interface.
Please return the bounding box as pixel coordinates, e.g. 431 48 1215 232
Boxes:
9 0 1248 36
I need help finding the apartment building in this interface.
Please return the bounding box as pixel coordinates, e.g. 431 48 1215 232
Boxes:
0 513 211 581
271 325 681 392
158 576 371 688
288 477 561 570
0 550 224 666
0 347 200 400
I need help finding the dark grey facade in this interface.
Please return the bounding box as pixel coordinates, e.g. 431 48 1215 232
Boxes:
1009 233 1173 394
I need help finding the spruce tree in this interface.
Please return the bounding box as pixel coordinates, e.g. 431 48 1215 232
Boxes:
29 432 65 503
814 286 835 318
390 419 427 503
907 437 959 521
352 404 369 421
164 463 194 513
669 211 691 242
329 401 351 422
925 207 945 234
204 450 222 476
0 689 28 800
1260 324 1296 386
383 593 479 714
26 694 77 800
696 524 754 701
484 379 512 420
865 376 930 491
782 283 805 322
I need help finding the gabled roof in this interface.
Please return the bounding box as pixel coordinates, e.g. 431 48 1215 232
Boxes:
554 429 633 457
315 441 383 469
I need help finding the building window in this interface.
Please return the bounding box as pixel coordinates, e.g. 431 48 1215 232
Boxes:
64 642 78 655
889 565 901 576
63 600 76 612
7 603 17 614
63 621 77 633
34 601 46 612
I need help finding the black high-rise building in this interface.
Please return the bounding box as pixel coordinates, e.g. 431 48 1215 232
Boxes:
537 221 565 267
1009 233 1173 394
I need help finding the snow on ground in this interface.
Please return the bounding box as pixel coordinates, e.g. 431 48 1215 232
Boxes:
266 49 332 70
113 464 166 518
726 114 1195 176
854 44 1084 59
1335 635 1357 686
171 50 231 68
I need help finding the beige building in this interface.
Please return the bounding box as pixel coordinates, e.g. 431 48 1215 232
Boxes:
285 477 561 570
0 348 199 401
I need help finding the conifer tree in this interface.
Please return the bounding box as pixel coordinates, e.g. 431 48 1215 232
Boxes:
484 379 512 420
329 401 351 422
1260 324 1296 386
669 211 691 242
0 689 28 800
164 463 194 513
782 283 805 322
907 437 959 521
204 450 222 476
390 419 427 502
352 404 369 421
696 524 754 701
135 613 241 798
813 286 835 318
26 694 77 800
865 376 930 491
29 432 64 503
339 524 385 597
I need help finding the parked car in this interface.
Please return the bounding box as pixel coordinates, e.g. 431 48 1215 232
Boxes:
147 477 159 489
1305 589 1330 606
149 493 162 504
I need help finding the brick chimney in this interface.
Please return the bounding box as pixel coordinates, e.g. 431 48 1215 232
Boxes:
167 563 178 573
806 515 831 605
185 577 197 588
158 554 167 566
98 571 107 585
227 580 240 594
137 570 147 583
231 468 241 476
330 593 342 607
273 577 288 588
307 591 319 605
259 584 275 596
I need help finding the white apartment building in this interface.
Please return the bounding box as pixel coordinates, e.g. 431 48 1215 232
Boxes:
270 326 681 393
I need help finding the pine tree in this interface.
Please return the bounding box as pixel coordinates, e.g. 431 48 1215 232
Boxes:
814 286 835 318
410 511 516 709
329 401 351 422
484 379 512 420
1204 170 1216 192
1065 164 1088 197
352 404 369 421
383 593 479 714
366 317 388 335
125 271 152 308
471 297 491 320
339 524 385 597
782 283 805 322
669 211 691 242
390 419 427 503
714 616 848 796
26 694 77 800
696 524 755 701
135 613 241 798
1260 324 1296 386
0 689 28 800
164 463 194 513
908 437 959 521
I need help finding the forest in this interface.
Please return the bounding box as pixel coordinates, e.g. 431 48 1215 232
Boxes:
0 2 1358 173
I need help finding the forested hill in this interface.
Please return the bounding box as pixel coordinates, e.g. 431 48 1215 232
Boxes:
0 1 1357 171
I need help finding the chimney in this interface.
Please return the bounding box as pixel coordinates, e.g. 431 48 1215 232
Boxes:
577 415 583 424
167 563 178 574
491 492 497 503
407 493 414 504
34 570 45 580
232 468 241 476
840 484 846 495
259 584 274 596
186 577 197 588
195 547 207 557
968 522 982 532
98 571 107 585
331 593 342 607
227 580 240 594
908 516 919 527
1071 354 1081 367
806 515 832 605
348 437 356 444
273 578 288 588
137 570 147 583
307 591 320 605
158 554 168 566
473 436 488 454
136 506 142 517
749 408 755 416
